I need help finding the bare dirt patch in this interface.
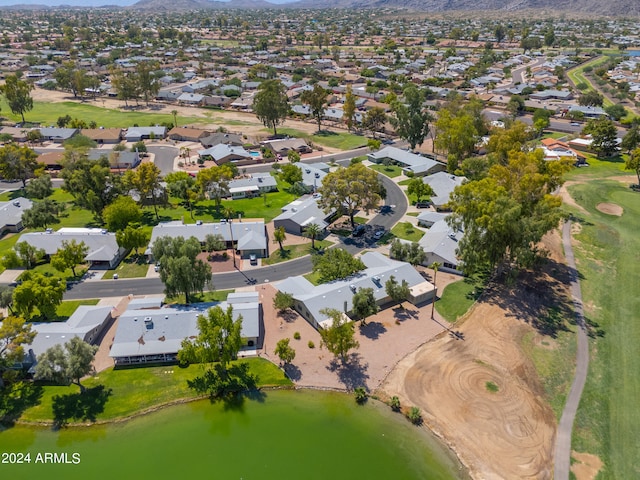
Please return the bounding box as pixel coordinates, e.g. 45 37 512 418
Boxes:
596 202 623 216
559 181 589 215
571 451 603 480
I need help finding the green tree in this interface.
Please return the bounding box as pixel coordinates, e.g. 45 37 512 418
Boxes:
196 165 235 212
34 337 98 393
583 117 618 158
273 226 286 252
273 291 295 313
312 248 365 283
14 241 45 269
605 104 627 121
253 79 290 136
532 109 552 136
152 236 212 304
102 196 141 232
434 109 478 171
116 225 149 258
54 62 89 98
621 124 640 154
12 273 65 320
280 163 303 185
506 95 525 117
0 74 34 123
343 85 357 132
486 121 531 164
287 150 301 163
385 275 410 308
303 223 322 249
274 338 296 365
0 315 35 377
204 233 226 253
136 61 160 105
390 84 432 150
318 163 382 228
123 162 163 220
448 150 572 274
50 239 89 277
109 67 139 106
0 143 40 189
351 287 379 325
362 107 387 139
301 84 328 133
318 308 359 363
578 91 604 107
165 171 197 219
626 148 640 185
430 261 441 319
21 199 59 230
178 305 242 372
25 174 52 199
407 177 434 203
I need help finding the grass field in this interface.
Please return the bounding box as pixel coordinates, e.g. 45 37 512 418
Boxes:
263 240 332 266
390 222 425 242
103 253 149 279
0 97 207 129
566 56 614 108
275 127 368 151
435 276 485 323
561 176 640 478
19 358 291 423
369 163 404 178
165 289 233 305
54 299 100 320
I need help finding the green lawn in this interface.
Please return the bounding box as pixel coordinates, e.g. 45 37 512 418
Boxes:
435 276 485 323
274 127 367 151
566 56 614 108
263 239 332 266
55 299 100 320
398 178 412 186
19 358 291 423
165 289 233 304
560 177 640 478
103 253 150 279
0 97 207 128
390 222 425 242
302 270 322 286
368 163 404 178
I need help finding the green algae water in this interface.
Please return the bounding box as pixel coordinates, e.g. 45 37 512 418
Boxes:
0 390 465 480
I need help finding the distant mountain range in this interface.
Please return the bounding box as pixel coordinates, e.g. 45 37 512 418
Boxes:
0 0 637 15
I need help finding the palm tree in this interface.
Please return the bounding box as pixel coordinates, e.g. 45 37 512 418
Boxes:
171 109 178 128
430 262 441 319
273 226 286 252
304 223 321 249
222 207 234 221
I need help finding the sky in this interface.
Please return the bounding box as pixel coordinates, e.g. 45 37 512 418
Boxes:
0 0 297 5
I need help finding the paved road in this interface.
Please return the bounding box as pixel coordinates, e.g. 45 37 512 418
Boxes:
64 171 407 300
148 145 178 175
553 220 590 480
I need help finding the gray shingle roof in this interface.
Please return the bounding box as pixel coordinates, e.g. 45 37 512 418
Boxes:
149 221 266 251
273 195 331 230
19 228 122 262
0 197 32 229
422 172 466 208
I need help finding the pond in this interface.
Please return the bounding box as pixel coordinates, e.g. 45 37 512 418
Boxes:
0 390 466 480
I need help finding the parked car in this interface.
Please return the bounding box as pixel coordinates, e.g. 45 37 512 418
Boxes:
249 254 258 265
415 201 430 208
373 230 385 240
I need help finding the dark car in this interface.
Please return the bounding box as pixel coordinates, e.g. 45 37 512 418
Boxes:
415 201 430 208
352 225 366 237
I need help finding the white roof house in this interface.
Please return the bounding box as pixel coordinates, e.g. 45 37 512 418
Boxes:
367 146 446 177
197 144 252 164
273 195 335 235
109 293 262 365
0 197 32 236
277 252 434 328
422 172 467 210
19 228 126 269
227 173 278 199
416 217 463 274
124 126 167 141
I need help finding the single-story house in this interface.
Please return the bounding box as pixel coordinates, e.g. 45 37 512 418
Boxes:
198 144 253 164
80 128 123 144
415 217 463 274
0 197 32 236
568 105 608 119
368 146 446 177
177 93 206 105
109 293 261 366
295 163 328 192
124 127 167 142
38 127 79 143
38 151 66 171
19 227 127 269
416 211 449 228
200 132 244 148
168 127 211 142
422 172 467 210
148 220 268 259
227 173 278 199
539 138 587 165
20 305 113 372
530 89 573 101
262 138 312 155
273 195 336 235
88 149 141 169
0 126 29 143
277 251 435 328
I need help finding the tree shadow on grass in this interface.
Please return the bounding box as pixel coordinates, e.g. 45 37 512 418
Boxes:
283 363 302 381
0 381 43 427
52 385 112 428
327 353 370 391
359 321 387 340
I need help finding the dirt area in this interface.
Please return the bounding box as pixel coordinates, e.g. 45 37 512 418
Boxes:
596 202 623 216
571 451 603 480
558 181 589 215
378 230 572 479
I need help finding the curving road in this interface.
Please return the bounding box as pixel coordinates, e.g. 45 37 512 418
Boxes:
64 172 407 300
553 220 590 480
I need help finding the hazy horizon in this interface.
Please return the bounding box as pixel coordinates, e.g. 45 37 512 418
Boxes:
0 0 298 6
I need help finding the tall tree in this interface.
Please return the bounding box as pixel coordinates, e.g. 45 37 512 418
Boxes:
311 247 365 283
109 67 139 106
273 226 286 252
274 338 296 365
362 107 387 139
273 291 295 313
343 85 357 132
0 144 40 189
152 236 212 304
54 62 89 98
279 163 303 185
351 287 379 325
123 162 163 220
165 171 197 218
318 308 359 363
303 223 322 249
385 275 410 309
14 241 45 269
116 225 149 258
21 199 59 230
0 316 35 376
12 273 65 320
318 163 382 228
253 79 290 136
178 305 242 372
406 177 434 203
583 117 618 158
34 337 98 393
621 124 640 154
102 196 141 232
136 61 160 105
0 74 34 123
626 148 640 185
390 84 432 150
50 239 89 277
486 121 530 164
301 84 328 133
435 109 478 172
25 174 52 199
196 164 235 212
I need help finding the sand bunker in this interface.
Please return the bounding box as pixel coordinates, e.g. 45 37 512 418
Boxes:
596 202 623 216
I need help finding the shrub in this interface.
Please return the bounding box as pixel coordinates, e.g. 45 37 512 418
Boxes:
485 381 499 393
308 340 315 348
390 396 401 411
293 331 301 340
354 387 368 404
407 406 422 424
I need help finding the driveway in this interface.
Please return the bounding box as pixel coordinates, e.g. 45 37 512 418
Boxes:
148 145 179 175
